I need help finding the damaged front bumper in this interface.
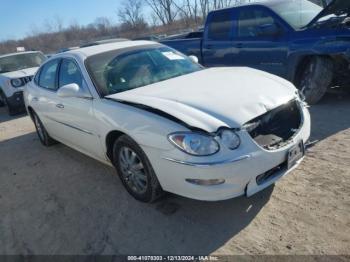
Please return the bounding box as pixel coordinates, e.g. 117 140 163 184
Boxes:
143 103 311 201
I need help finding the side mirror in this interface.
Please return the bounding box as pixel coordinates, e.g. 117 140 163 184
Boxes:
257 23 282 37
57 83 92 99
189 55 199 63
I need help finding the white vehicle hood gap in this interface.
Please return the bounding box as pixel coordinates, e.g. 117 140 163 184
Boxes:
106 68 297 132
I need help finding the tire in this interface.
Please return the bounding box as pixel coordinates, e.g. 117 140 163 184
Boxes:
32 112 57 146
296 57 333 105
0 91 5 107
112 135 164 203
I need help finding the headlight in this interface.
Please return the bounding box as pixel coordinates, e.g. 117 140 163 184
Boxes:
218 129 240 150
168 132 220 156
11 78 24 88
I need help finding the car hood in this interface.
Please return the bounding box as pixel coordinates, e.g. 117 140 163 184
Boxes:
107 67 298 133
308 0 350 27
0 67 38 79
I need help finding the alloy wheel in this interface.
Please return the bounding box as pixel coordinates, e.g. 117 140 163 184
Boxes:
118 147 148 194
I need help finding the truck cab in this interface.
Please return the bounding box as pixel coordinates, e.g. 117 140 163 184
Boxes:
161 0 350 104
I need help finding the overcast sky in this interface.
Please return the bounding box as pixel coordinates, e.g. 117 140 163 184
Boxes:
0 0 123 41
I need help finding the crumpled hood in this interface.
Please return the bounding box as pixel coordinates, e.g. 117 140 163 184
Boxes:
107 67 298 132
0 67 38 79
308 0 350 27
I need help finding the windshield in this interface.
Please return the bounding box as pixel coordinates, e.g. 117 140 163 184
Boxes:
86 46 203 96
269 0 323 29
0 52 46 74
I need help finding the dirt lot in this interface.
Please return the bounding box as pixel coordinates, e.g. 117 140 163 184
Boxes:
0 94 349 256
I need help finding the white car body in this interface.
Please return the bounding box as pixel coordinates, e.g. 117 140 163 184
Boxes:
24 41 311 201
0 51 45 113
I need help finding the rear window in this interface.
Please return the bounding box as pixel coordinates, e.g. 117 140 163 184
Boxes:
207 10 233 41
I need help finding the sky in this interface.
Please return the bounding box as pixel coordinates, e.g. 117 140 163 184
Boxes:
0 0 123 41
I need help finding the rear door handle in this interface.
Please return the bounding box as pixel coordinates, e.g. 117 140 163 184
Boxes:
56 104 64 109
32 97 39 102
205 45 213 49
236 43 243 48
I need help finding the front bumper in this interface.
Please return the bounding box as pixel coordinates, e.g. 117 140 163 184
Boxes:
143 105 311 201
7 91 25 109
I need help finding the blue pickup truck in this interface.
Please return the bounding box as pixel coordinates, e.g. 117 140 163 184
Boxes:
161 0 350 104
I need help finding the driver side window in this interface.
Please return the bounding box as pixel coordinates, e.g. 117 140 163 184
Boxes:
238 8 276 38
58 59 83 88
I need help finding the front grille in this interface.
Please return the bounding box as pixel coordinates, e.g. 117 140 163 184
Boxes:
21 76 33 84
256 161 288 185
244 100 302 150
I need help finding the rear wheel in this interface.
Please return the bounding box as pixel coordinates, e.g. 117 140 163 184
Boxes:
113 135 163 203
32 112 57 146
296 57 333 105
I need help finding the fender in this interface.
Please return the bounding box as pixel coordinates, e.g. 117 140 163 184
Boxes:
104 97 207 133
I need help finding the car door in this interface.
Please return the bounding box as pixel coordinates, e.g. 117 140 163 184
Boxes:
202 9 235 67
55 58 104 159
232 6 290 78
33 58 65 139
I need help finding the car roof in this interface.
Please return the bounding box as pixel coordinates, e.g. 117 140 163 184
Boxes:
0 51 42 59
80 38 129 48
211 0 311 12
64 40 157 59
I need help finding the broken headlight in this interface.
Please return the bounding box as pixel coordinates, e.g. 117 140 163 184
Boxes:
218 129 241 150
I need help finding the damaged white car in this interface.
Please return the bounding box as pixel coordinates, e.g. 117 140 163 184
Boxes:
24 41 311 202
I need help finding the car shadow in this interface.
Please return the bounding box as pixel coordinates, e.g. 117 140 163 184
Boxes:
0 107 27 124
0 132 273 255
309 92 350 141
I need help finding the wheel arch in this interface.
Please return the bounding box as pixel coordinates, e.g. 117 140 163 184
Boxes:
27 106 35 121
105 130 128 162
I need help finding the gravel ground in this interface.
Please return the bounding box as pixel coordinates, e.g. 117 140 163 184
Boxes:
0 93 349 255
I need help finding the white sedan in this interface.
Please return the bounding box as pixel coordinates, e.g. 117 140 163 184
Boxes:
24 41 311 203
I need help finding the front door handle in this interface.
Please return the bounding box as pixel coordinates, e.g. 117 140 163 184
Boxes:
236 43 243 48
56 104 64 109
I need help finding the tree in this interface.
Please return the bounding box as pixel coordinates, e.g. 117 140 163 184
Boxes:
118 0 146 28
93 17 112 35
145 0 179 25
175 0 200 24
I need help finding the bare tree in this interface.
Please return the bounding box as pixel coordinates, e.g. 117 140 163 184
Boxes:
118 0 145 28
93 17 113 36
145 0 179 25
175 0 200 24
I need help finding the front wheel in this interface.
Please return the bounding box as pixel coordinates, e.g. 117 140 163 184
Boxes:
32 112 57 146
296 57 333 105
0 92 5 107
113 135 163 203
